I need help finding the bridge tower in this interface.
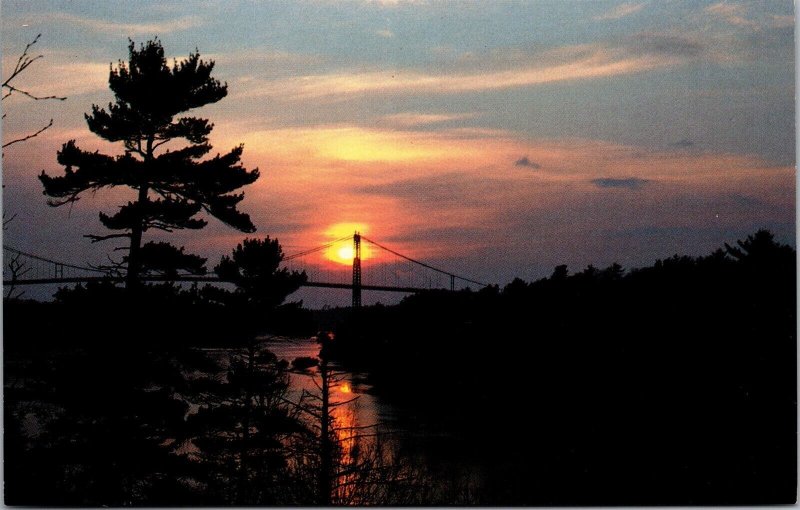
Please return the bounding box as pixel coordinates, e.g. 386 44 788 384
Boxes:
352 232 362 308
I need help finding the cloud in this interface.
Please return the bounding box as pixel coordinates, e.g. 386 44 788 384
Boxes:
362 0 429 5
594 3 646 21
356 173 472 206
591 177 650 189
206 50 325 68
381 112 475 127
375 29 395 38
354 172 522 208
221 125 506 165
514 156 541 169
728 193 767 208
382 226 490 245
627 33 704 57
0 55 110 97
769 15 795 29
47 12 205 35
241 44 684 101
705 2 759 29
669 138 694 148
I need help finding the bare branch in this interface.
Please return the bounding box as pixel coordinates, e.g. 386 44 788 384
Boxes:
2 33 66 164
3 34 66 103
3 211 18 229
3 34 43 87
2 83 66 102
5 253 29 299
329 395 360 407
2 118 53 149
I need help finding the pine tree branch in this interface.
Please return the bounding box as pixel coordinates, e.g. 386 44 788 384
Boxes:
84 232 132 243
45 190 83 207
152 139 170 151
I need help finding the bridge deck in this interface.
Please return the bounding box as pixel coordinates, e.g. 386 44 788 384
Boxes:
3 276 433 294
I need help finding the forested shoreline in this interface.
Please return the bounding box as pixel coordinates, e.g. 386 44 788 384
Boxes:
5 229 796 505
323 229 797 504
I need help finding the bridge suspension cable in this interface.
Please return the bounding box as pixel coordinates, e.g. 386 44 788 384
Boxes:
360 235 487 287
282 235 353 262
4 245 106 273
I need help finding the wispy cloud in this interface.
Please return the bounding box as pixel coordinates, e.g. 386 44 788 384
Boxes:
206 50 324 68
362 0 429 6
241 44 684 101
375 29 395 38
1 54 109 97
591 177 650 189
225 125 487 164
627 33 704 57
769 14 795 29
47 12 205 35
705 2 759 29
381 112 475 127
594 3 646 21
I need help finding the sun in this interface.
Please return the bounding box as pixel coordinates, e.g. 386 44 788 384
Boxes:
323 222 372 265
337 246 354 262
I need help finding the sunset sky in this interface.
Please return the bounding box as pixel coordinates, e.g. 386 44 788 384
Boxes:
2 0 795 305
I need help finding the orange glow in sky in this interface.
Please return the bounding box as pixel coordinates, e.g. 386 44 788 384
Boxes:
0 0 794 301
323 222 373 265
317 128 449 162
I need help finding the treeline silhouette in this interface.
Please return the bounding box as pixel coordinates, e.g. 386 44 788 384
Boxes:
4 229 795 505
4 238 317 505
323 229 796 505
4 237 468 505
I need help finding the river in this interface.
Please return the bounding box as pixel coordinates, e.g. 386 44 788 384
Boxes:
261 335 395 430
259 335 483 503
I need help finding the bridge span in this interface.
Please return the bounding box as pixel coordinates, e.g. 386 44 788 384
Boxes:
4 233 487 306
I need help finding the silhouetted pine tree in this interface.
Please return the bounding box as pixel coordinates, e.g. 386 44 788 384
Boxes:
214 237 307 309
39 39 258 288
183 348 306 505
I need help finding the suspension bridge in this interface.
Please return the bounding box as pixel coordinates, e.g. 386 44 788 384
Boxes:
3 233 487 307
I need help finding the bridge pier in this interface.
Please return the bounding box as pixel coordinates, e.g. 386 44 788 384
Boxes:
352 232 362 308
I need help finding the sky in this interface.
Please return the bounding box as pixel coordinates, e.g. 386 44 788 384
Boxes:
1 0 795 306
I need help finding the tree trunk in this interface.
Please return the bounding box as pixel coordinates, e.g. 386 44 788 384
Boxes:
125 184 148 290
126 136 154 290
319 358 332 505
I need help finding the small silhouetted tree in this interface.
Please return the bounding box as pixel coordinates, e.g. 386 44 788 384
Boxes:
185 349 303 505
215 237 307 309
725 229 794 268
550 264 569 281
285 333 440 505
39 39 258 289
